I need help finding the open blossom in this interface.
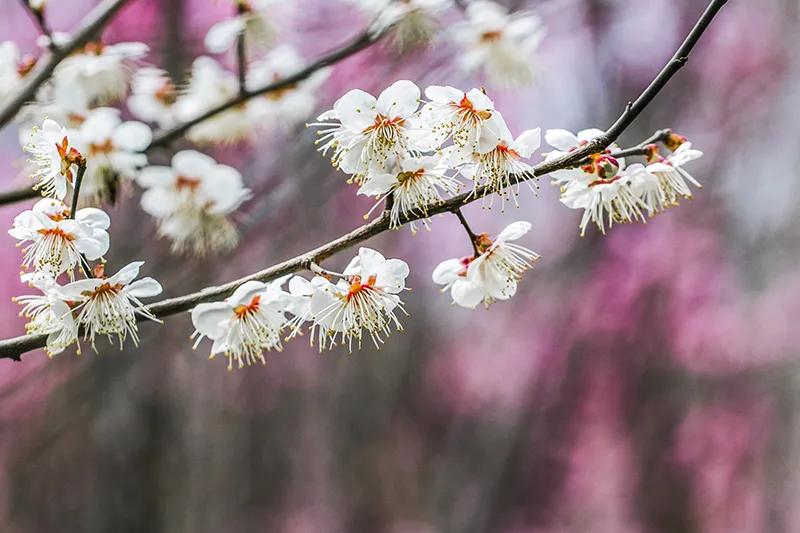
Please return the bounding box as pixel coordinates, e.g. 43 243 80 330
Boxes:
560 170 646 236
312 80 431 183
302 248 409 351
348 0 452 49
71 108 152 204
247 45 329 130
451 0 545 86
433 221 539 308
127 67 179 129
54 41 148 105
420 86 496 153
191 278 291 370
204 0 285 54
175 57 252 144
13 273 79 356
59 262 162 350
24 118 83 199
456 113 541 207
137 150 252 256
357 155 459 231
9 198 110 278
644 140 703 204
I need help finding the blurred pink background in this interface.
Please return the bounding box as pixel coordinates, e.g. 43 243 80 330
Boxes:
1 0 800 531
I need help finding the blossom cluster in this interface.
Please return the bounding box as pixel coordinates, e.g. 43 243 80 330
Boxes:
2 0 706 367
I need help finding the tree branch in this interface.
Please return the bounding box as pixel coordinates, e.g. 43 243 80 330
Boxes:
147 29 381 150
19 0 53 42
0 26 385 207
0 0 131 128
0 0 728 361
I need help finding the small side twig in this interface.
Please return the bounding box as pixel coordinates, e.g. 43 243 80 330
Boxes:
19 0 54 44
68 163 94 279
453 208 480 256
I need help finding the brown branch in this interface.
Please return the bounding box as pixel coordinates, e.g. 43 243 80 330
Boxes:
0 0 132 128
0 0 728 361
235 3 248 94
454 209 480 256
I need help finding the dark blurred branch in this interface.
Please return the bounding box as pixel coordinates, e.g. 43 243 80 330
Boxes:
0 0 728 361
19 0 53 42
0 0 131 128
235 3 247 94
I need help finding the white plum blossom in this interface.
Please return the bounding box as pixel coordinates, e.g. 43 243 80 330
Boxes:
137 150 252 255
191 278 291 370
70 108 151 204
644 141 703 204
451 1 545 86
357 155 459 231
23 118 83 199
303 248 409 351
14 273 80 356
312 80 431 183
175 57 252 144
204 0 285 54
59 261 162 350
54 41 149 105
348 0 453 49
433 221 539 308
420 85 496 153
8 198 110 278
560 171 645 236
247 45 329 130
127 67 179 129
457 113 541 207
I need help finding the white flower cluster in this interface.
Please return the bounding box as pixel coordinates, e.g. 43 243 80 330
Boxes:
191 248 409 369
312 80 542 224
10 137 162 355
0 0 709 369
545 129 704 235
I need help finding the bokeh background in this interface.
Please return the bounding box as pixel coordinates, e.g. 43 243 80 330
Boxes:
1 0 800 531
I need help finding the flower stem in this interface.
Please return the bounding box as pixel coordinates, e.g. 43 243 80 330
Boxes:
69 163 94 279
453 209 480 256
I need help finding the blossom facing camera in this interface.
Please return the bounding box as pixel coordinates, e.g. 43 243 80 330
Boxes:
451 0 545 86
420 86 496 154
127 67 179 129
137 150 252 256
71 107 152 204
9 198 110 278
191 278 292 370
311 80 431 183
59 262 162 350
357 155 459 231
306 248 410 351
456 113 541 208
433 221 539 308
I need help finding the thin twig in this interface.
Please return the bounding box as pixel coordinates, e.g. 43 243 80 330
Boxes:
0 0 131 129
68 164 94 279
454 209 480 256
235 3 247 94
0 0 728 361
